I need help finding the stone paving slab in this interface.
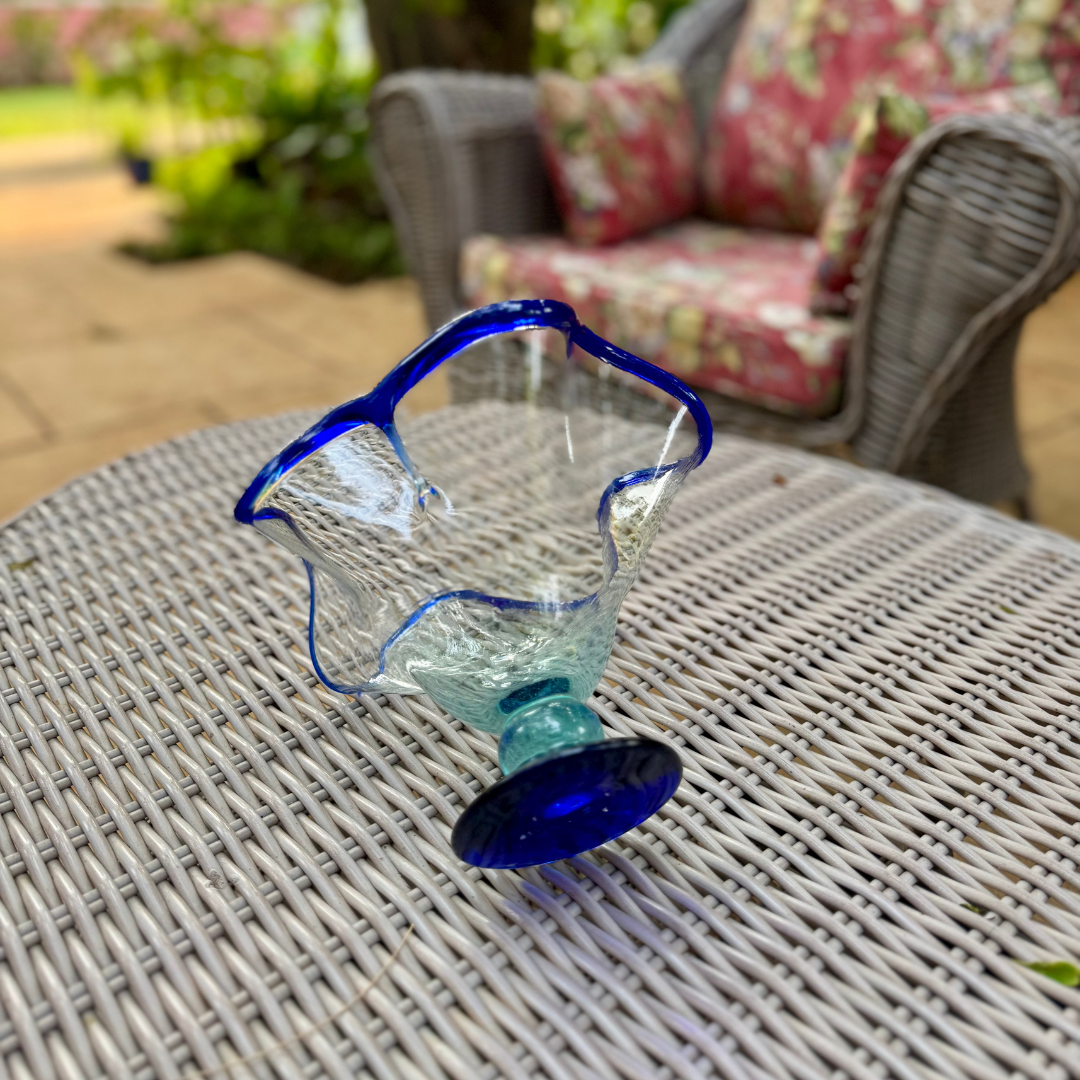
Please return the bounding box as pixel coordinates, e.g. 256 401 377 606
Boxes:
0 132 1077 538
1015 276 1080 538
0 247 434 522
0 136 436 522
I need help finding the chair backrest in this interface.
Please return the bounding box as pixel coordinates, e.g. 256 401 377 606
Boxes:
643 0 749 137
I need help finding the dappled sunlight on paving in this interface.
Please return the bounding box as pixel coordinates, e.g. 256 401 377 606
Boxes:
0 133 434 522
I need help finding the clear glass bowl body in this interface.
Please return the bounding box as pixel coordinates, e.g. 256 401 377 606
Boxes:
236 300 712 867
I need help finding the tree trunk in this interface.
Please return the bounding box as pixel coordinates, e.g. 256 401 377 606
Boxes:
366 0 535 76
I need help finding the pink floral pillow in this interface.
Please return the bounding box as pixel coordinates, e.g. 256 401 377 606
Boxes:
700 0 1080 236
536 66 697 246
811 83 1059 316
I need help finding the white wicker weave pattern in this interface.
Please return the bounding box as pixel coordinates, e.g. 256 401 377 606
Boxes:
1 410 1078 1080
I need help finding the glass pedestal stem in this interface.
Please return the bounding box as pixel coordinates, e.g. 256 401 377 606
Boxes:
498 696 605 776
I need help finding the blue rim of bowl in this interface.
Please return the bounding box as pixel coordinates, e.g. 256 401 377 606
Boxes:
233 299 714 695
234 298 712 526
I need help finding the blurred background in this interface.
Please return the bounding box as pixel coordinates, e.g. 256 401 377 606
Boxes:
0 0 1077 535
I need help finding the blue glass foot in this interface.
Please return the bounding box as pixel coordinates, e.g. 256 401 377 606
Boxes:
452 737 682 868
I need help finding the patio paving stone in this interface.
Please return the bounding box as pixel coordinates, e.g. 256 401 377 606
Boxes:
1026 420 1080 536
0 400 224 523
2 308 328 434
0 377 43 454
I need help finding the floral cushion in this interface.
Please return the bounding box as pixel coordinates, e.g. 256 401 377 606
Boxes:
811 83 1059 316
701 0 1080 235
536 66 698 246
461 220 851 418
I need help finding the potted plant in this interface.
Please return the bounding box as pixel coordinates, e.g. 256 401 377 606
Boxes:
118 123 153 184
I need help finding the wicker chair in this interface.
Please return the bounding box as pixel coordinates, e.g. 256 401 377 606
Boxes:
370 0 1080 509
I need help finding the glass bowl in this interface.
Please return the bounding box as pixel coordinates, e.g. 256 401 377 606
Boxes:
235 299 712 867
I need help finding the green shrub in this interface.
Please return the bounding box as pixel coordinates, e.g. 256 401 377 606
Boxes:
5 11 62 85
88 0 694 282
85 0 401 284
130 72 402 282
532 0 693 79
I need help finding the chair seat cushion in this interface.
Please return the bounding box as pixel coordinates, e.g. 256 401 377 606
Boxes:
461 219 851 418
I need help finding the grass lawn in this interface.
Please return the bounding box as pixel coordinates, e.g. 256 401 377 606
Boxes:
0 84 157 140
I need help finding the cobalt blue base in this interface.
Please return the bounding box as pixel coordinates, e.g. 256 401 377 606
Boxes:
451 738 682 869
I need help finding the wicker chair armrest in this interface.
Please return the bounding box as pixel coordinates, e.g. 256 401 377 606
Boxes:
370 71 560 329
840 114 1080 473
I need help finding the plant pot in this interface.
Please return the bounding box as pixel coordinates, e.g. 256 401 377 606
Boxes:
122 155 153 186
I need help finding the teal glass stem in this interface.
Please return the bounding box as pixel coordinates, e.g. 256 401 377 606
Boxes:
498 693 604 775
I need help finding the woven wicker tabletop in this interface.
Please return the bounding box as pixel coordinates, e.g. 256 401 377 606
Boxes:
1 409 1079 1080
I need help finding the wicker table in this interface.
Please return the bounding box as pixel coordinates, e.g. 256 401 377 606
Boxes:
2 410 1079 1080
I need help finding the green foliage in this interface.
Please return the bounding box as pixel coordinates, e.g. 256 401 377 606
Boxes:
135 73 401 282
78 0 695 280
83 0 401 284
75 0 284 155
7 11 61 85
1018 960 1080 987
532 0 692 79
